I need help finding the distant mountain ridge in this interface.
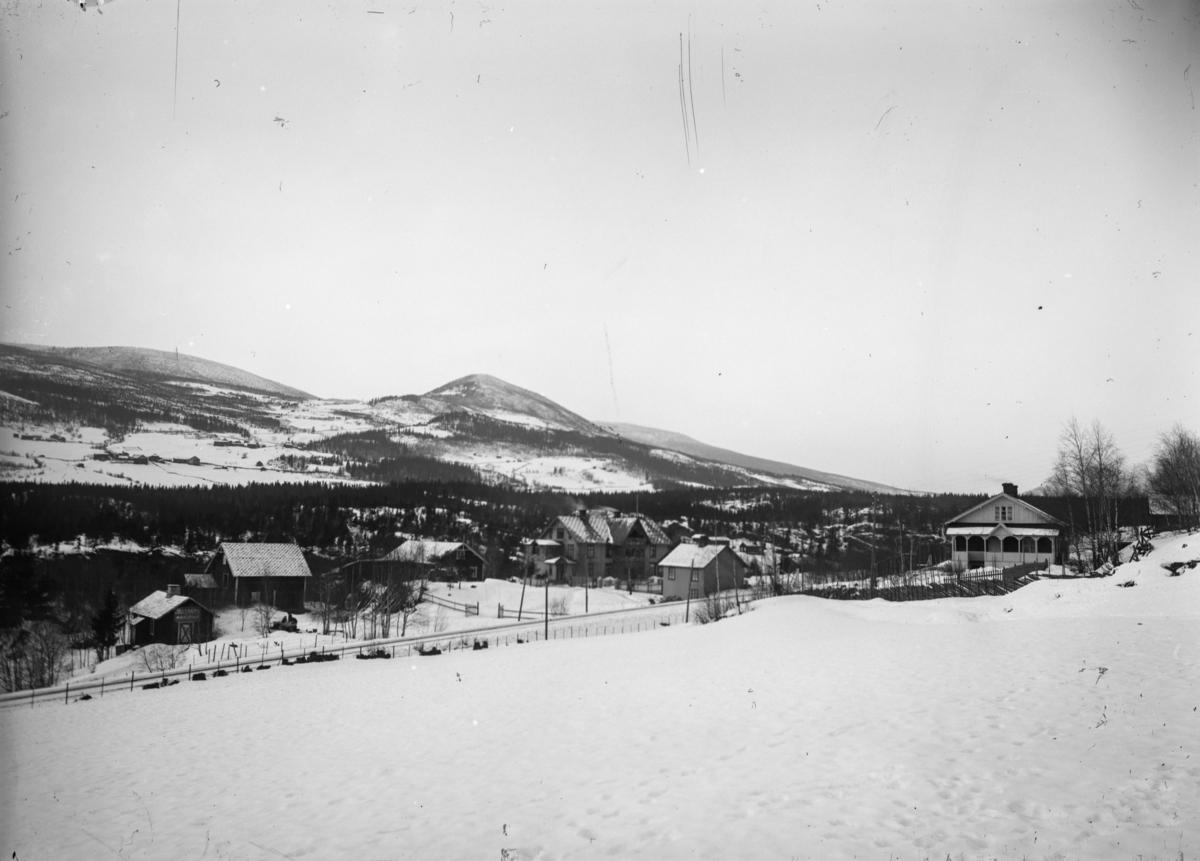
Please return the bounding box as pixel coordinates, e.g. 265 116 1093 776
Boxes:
17 345 312 400
0 345 911 493
600 422 912 496
373 373 607 435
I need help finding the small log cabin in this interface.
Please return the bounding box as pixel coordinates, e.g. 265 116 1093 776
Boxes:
128 587 214 646
945 483 1066 570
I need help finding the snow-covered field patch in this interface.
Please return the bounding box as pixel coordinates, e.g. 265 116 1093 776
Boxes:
445 452 654 492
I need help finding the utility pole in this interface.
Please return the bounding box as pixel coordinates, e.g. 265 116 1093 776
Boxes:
544 574 549 641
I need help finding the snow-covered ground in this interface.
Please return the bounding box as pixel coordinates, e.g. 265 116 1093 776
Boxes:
446 451 655 492
4 533 1198 860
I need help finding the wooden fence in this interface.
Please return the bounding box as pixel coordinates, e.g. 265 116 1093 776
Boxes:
798 561 1048 603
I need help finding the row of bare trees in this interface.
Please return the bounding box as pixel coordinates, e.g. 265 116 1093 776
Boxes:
310 557 429 640
1050 418 1200 568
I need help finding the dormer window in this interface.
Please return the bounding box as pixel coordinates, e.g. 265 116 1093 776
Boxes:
994 505 1013 522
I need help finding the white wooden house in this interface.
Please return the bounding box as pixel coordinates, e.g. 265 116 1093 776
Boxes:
945 483 1065 570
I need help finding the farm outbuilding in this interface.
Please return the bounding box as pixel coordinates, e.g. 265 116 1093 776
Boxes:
945 484 1066 570
205 542 312 610
128 587 214 646
381 539 486 581
183 572 219 605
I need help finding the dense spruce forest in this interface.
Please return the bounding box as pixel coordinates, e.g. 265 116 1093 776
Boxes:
2 480 1154 562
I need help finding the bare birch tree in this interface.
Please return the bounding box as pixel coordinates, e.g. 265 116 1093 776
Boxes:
1149 423 1200 530
1049 418 1132 568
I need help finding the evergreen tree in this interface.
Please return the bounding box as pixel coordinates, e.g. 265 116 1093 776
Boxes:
90 589 122 662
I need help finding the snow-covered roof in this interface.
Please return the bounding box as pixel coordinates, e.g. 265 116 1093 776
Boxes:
550 513 612 544
658 544 736 570
218 543 312 578
129 590 208 620
184 573 218 589
546 512 669 546
609 516 671 546
382 539 484 565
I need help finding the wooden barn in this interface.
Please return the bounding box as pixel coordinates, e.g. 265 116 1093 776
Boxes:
945 484 1066 570
128 586 214 646
205 542 312 610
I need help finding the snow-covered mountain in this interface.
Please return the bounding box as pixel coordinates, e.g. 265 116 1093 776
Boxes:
372 374 607 435
602 422 910 495
0 345 906 493
18 345 312 399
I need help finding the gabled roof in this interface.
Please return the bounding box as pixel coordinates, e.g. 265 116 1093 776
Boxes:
130 590 210 620
609 516 671 545
658 543 742 570
541 511 670 546
548 514 612 544
218 543 312 578
382 539 485 565
945 493 1065 527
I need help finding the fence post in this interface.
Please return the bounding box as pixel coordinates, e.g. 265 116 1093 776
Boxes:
65 683 69 705
130 672 134 692
100 677 105 698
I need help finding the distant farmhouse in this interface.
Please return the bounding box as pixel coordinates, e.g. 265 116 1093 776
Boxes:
204 542 312 610
524 510 673 586
128 586 214 646
382 539 486 581
945 484 1065 570
658 542 748 601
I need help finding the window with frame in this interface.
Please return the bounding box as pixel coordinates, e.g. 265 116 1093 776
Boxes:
691 570 699 582
689 588 699 599
995 505 1013 521
456 547 465 560
587 544 595 558
649 546 656 558
668 568 676 580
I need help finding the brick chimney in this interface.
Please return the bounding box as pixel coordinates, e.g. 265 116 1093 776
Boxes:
1002 482 1018 498
167 584 182 597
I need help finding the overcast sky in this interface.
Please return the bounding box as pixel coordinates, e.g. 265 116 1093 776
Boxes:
1 0 1197 493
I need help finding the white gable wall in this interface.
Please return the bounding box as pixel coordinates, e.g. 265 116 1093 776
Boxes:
953 495 1058 525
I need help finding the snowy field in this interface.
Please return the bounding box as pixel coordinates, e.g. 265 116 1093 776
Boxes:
2 533 1198 860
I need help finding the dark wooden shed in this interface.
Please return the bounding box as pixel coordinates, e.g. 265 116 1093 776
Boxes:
128 588 215 646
